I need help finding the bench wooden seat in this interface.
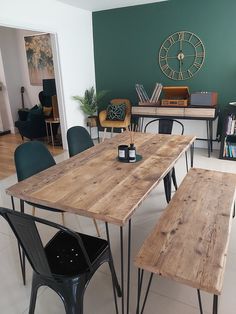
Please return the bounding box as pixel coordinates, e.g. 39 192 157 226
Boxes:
135 168 236 313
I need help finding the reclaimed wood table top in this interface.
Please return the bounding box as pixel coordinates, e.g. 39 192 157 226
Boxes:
6 132 195 226
135 168 236 295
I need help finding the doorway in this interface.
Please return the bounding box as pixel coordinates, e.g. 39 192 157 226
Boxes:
0 25 66 148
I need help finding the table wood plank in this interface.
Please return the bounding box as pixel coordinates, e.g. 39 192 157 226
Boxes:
135 168 236 295
6 132 195 226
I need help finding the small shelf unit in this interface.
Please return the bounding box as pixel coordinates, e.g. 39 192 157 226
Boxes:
219 106 236 160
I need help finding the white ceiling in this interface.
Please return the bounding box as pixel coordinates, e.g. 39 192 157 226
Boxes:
57 0 166 12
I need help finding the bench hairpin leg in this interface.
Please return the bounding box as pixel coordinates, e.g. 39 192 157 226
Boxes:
197 289 203 314
136 268 144 314
140 273 154 314
213 295 218 314
233 202 235 219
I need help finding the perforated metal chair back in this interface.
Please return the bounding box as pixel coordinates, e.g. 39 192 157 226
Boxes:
0 207 52 276
0 207 93 276
144 118 184 135
14 141 55 182
67 126 94 157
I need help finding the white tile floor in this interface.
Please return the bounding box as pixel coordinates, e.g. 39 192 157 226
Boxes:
0 148 235 314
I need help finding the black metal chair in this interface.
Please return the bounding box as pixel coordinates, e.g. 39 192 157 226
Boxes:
13 141 64 284
67 126 101 237
144 118 188 203
0 207 121 314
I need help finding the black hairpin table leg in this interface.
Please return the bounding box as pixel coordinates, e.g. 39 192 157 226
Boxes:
105 223 121 314
105 219 132 314
120 219 132 314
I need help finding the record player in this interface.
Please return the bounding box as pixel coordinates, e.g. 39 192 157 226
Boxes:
161 86 190 107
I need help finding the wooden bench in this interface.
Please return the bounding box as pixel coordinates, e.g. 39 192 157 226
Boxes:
135 168 236 314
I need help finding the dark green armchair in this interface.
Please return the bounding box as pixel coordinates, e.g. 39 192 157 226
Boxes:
15 105 47 140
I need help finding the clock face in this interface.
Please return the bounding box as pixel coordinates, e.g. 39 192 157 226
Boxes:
159 31 205 80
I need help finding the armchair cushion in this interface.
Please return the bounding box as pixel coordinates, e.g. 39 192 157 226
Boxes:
27 105 43 121
106 103 126 121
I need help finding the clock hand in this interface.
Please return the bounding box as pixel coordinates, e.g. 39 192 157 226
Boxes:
177 51 184 66
179 58 182 72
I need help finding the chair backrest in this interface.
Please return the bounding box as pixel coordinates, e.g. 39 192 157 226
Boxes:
144 118 184 135
67 126 94 157
14 141 56 182
38 91 52 107
110 98 132 115
0 207 92 277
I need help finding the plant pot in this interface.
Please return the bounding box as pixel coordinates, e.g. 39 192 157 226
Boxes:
87 116 98 127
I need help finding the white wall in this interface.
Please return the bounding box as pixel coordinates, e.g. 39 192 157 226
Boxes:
0 27 21 131
0 0 96 146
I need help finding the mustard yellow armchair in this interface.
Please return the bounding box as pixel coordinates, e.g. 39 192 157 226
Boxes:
99 99 132 141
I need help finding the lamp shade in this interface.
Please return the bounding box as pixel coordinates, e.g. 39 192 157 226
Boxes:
43 79 56 96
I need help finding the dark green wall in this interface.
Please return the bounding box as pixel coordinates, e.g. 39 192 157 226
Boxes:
93 0 236 108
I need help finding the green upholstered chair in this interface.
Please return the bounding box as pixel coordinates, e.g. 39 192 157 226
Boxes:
13 141 65 284
67 126 101 237
67 126 94 157
14 141 65 218
15 105 47 141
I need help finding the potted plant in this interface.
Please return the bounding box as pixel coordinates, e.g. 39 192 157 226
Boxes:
73 87 107 127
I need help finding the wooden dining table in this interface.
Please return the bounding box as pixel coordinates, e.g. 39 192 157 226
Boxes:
6 131 196 314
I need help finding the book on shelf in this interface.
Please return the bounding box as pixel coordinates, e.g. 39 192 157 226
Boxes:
135 83 162 104
226 114 236 135
150 83 162 102
223 134 236 158
135 84 148 103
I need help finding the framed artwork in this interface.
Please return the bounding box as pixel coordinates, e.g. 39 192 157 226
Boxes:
24 33 55 86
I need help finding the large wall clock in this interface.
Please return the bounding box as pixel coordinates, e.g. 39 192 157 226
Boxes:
159 31 205 80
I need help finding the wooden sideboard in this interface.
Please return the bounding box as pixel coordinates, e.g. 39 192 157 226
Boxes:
132 106 218 157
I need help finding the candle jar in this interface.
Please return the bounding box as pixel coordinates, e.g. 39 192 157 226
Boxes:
118 145 129 161
128 143 136 162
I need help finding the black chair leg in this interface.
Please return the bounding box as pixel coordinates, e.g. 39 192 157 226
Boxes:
163 174 171 203
63 285 85 314
171 168 178 191
29 275 41 314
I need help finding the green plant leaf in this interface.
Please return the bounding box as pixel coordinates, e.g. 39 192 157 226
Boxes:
73 87 108 116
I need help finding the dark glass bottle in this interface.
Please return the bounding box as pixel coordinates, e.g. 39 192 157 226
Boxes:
128 143 136 162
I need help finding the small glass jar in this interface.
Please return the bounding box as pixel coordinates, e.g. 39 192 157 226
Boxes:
128 143 136 162
118 145 129 161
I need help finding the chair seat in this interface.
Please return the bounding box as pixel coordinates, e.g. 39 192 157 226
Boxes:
100 118 130 128
45 231 108 276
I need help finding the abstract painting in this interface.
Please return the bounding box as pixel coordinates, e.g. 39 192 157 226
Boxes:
24 33 55 86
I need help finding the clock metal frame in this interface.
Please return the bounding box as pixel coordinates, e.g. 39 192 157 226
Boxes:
159 31 205 81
